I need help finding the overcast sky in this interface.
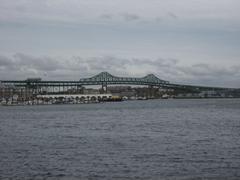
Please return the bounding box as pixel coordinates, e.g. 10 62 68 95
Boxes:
0 0 240 87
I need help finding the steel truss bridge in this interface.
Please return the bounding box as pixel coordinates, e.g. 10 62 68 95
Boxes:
0 72 229 92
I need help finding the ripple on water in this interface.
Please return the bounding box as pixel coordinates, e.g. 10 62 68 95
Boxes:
0 99 240 179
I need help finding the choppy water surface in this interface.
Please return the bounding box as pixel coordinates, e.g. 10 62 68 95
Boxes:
0 99 240 180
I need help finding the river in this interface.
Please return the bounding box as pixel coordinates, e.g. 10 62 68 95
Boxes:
0 99 240 179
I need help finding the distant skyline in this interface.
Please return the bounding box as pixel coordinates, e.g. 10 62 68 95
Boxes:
0 0 240 87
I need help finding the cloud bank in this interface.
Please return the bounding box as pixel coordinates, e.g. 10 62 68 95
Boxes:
1 0 239 23
0 1 239 88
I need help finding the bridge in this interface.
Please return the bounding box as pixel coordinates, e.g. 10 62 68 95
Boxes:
1 72 169 87
0 71 230 95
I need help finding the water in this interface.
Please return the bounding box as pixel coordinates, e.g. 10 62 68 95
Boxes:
0 99 240 180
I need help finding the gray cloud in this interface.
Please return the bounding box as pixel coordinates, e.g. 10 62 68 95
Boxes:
155 17 163 22
167 12 178 19
0 53 65 79
98 11 180 24
0 53 239 88
121 13 141 22
0 55 12 66
98 11 179 24
1 0 238 22
100 14 113 20
13 53 63 71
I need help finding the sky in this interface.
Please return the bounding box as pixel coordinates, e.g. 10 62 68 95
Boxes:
0 0 240 87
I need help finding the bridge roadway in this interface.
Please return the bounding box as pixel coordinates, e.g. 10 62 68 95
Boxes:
0 72 229 91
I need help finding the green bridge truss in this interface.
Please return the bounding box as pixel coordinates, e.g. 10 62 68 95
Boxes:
79 72 169 86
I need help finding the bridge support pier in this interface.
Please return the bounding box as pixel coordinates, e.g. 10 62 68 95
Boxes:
101 83 108 94
147 85 153 98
